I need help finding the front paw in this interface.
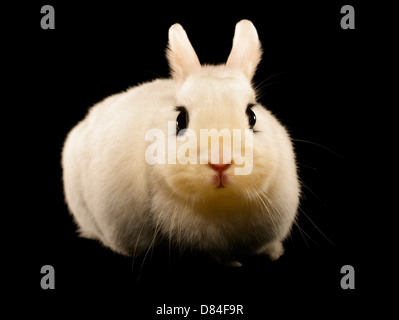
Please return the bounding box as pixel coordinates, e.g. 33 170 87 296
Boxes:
212 255 243 267
258 240 284 261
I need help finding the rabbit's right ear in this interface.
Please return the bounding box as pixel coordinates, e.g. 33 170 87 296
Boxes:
226 20 262 80
167 24 201 83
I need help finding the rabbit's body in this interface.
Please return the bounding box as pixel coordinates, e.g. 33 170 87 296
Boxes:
63 79 176 255
62 21 300 264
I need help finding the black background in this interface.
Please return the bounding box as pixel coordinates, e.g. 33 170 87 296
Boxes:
8 0 390 318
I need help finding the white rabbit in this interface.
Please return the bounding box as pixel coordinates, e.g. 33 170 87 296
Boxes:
62 20 300 265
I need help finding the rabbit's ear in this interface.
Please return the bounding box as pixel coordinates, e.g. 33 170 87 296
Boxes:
167 24 201 83
226 20 262 80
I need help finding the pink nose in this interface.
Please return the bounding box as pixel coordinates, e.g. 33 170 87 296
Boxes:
209 163 231 172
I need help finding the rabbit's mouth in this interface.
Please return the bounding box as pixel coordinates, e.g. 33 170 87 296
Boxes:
217 182 226 188
215 177 227 189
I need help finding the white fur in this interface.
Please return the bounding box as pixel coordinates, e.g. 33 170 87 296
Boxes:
167 23 201 83
62 20 300 263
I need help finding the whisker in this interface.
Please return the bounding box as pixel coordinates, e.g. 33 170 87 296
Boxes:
132 216 151 275
249 184 322 249
299 207 336 247
292 138 344 159
168 210 173 269
145 69 163 79
249 185 279 235
255 71 291 101
301 183 328 208
297 162 318 170
293 220 316 247
138 216 163 281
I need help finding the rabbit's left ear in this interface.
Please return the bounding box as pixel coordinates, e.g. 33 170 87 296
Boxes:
167 23 201 83
226 20 262 80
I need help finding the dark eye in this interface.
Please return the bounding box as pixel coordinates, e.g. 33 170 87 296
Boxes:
246 103 256 129
175 106 189 134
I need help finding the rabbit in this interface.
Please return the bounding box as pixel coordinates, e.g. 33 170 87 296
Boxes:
62 20 300 266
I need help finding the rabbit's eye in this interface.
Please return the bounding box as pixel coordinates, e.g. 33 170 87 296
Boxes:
175 106 189 134
246 104 256 129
